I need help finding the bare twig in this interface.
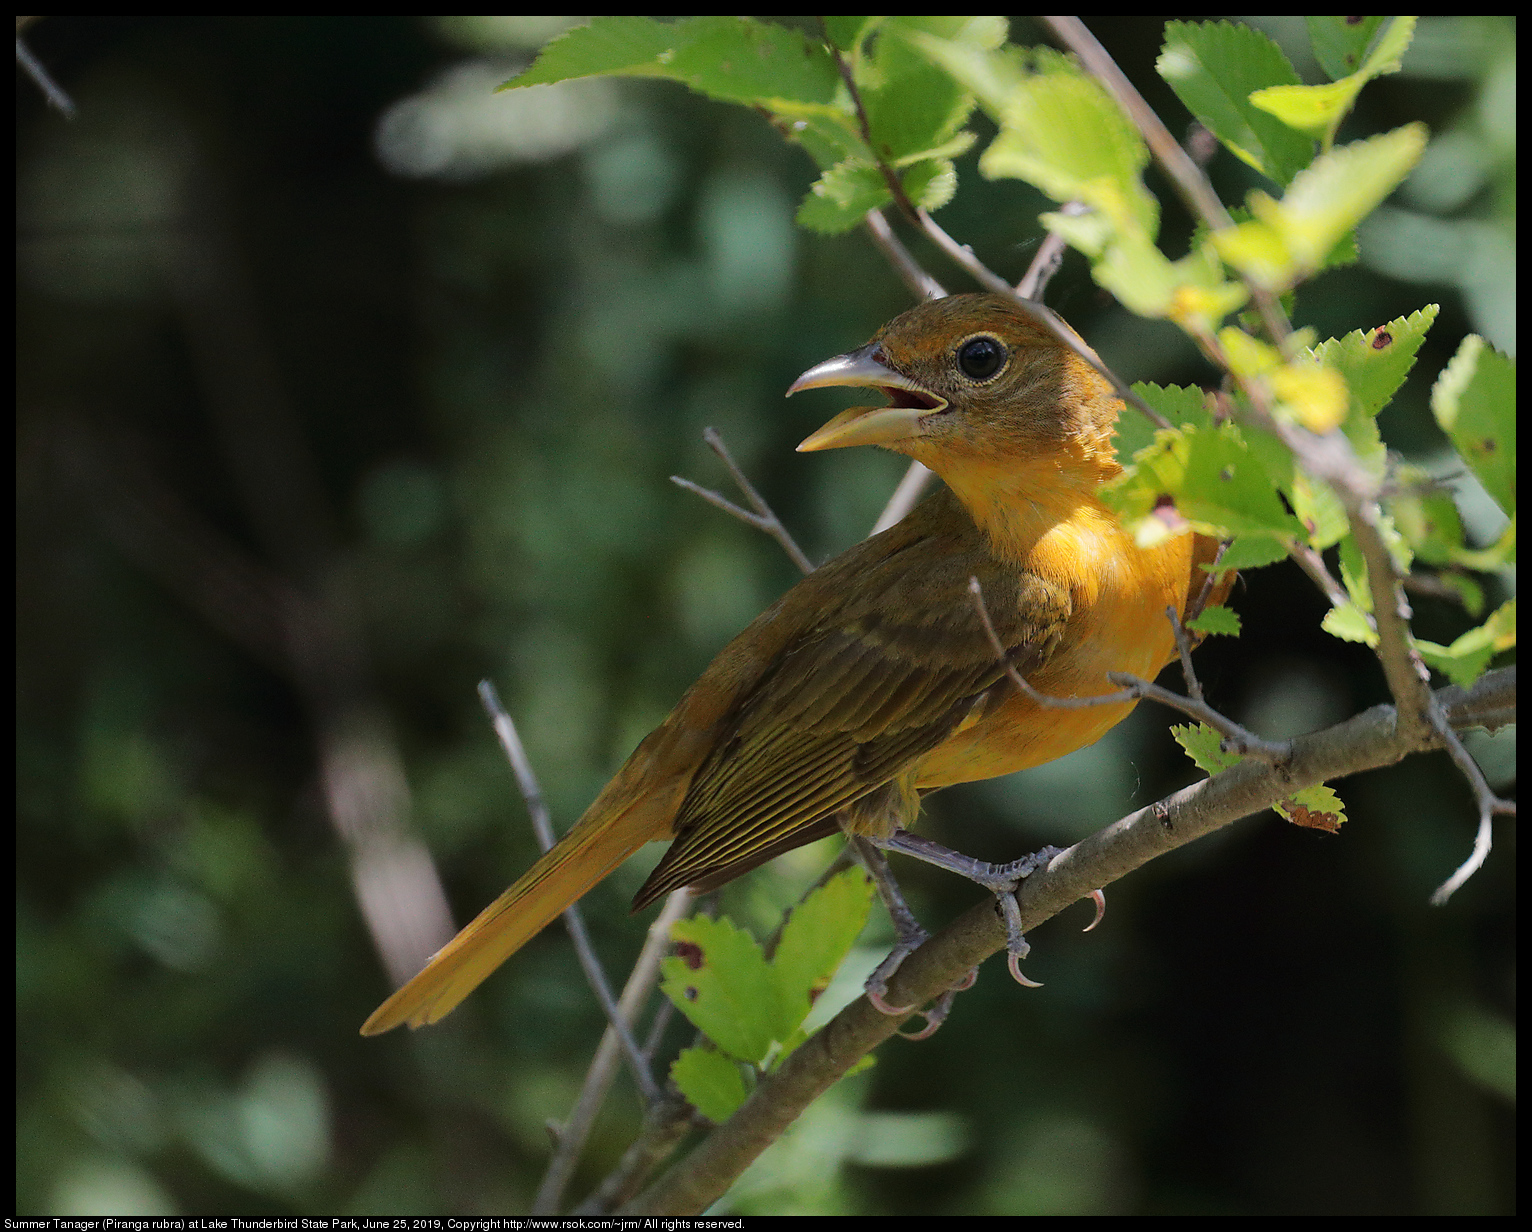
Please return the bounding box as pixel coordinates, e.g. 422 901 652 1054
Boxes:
574 1093 699 1215
1015 207 1077 300
828 28 1169 436
536 888 695 1214
1040 16 1295 354
968 578 1288 762
1401 570 1478 608
1186 540 1234 631
863 209 946 301
871 461 935 535
478 681 657 1104
1166 604 1205 705
1288 541 1352 613
915 209 1171 430
671 428 815 575
16 34 76 117
830 43 922 223
1040 19 1506 894
623 665 1515 1214
1425 696 1517 905
914 205 1023 297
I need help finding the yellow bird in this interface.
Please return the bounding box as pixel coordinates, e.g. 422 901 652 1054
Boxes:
363 293 1229 1034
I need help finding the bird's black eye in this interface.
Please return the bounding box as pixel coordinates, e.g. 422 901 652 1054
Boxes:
958 336 1006 380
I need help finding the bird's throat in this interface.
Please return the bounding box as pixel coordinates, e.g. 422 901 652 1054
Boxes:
923 448 1121 565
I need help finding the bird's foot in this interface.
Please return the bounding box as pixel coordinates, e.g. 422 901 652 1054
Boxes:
865 942 978 1040
968 844 1064 988
850 834 978 1038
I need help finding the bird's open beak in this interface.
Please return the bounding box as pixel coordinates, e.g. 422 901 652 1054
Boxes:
787 343 947 452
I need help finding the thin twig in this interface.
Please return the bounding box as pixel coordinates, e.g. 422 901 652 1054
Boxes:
1426 697 1517 906
1401 570 1478 608
535 888 695 1214
623 666 1514 1214
916 208 1171 430
16 35 76 117
863 209 946 301
836 35 1166 440
1187 540 1234 630
968 578 1288 762
915 206 1022 296
1288 541 1352 613
830 43 922 223
672 430 815 576
641 992 677 1062
1166 604 1204 705
574 1093 699 1215
1041 19 1498 894
1015 206 1077 300
871 461 934 535
478 681 658 1103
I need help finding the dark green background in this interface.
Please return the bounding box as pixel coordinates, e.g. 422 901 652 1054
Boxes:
17 16 1515 1215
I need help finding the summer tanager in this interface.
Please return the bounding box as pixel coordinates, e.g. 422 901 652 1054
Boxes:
362 293 1230 1035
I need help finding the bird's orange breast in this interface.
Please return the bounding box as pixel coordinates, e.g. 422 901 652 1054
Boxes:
912 494 1192 789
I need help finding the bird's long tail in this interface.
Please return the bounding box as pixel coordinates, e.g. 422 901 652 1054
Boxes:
360 788 671 1034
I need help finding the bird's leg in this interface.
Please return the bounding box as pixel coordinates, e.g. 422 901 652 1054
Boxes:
848 836 972 1039
870 829 1065 988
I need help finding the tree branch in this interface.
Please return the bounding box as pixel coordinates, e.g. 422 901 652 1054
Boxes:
622 665 1515 1214
478 681 657 1104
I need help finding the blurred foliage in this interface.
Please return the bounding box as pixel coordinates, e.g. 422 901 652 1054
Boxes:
16 15 1514 1216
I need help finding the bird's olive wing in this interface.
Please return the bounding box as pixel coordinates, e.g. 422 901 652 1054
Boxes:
632 535 1070 907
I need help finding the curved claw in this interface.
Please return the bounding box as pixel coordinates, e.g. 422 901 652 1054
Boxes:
896 993 953 1040
869 965 980 1038
866 986 918 1017
1082 888 1106 933
1007 950 1045 988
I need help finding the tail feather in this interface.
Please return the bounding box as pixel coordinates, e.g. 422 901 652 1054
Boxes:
360 792 670 1035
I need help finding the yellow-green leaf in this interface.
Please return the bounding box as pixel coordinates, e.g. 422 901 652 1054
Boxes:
1431 336 1516 520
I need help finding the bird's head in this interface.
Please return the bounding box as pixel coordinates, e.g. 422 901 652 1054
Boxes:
789 293 1124 487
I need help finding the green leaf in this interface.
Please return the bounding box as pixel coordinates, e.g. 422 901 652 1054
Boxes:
501 15 685 86
1212 124 1429 290
822 16 880 54
1084 229 1182 317
1436 572 1486 618
1156 20 1314 185
1337 531 1372 613
1212 534 1292 571
1415 599 1517 687
902 31 1030 121
661 915 785 1064
796 162 890 234
901 158 958 212
1274 783 1346 831
1171 722 1243 775
860 49 974 163
886 15 1009 49
1321 602 1378 646
1388 464 1467 567
1313 306 1444 421
1289 470 1350 550
1249 77 1367 141
1307 16 1387 82
772 868 874 1015
502 16 840 110
670 1047 750 1122
978 51 1157 241
1104 422 1305 544
1250 17 1416 147
1188 604 1241 636
1115 382 1215 468
1431 336 1516 519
